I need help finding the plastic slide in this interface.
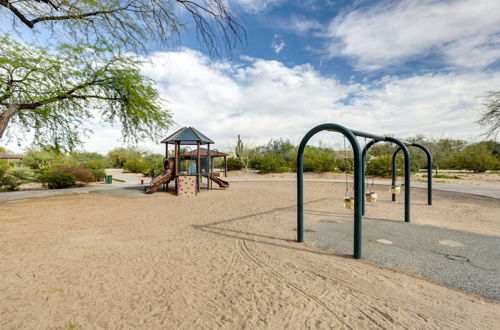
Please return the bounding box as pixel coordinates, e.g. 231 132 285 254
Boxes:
204 174 229 188
146 170 173 194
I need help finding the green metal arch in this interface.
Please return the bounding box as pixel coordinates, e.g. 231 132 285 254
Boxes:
297 123 363 259
361 137 411 223
392 143 432 205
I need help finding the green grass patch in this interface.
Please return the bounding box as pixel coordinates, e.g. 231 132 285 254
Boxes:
423 174 461 179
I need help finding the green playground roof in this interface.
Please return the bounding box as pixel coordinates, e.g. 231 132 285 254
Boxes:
161 127 214 145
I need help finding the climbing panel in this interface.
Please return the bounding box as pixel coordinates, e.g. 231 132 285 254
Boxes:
177 175 197 197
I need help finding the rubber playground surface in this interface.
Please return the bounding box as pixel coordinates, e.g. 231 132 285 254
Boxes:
304 215 500 301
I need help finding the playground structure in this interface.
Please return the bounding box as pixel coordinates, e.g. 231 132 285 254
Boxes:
146 127 229 195
297 123 433 259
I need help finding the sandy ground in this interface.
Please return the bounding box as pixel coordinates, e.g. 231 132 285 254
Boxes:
229 169 500 186
1 182 499 329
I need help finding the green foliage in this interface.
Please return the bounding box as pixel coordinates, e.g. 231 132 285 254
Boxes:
226 157 243 170
41 173 77 189
366 155 392 177
303 146 336 172
22 147 69 169
0 0 244 57
72 152 108 165
236 134 244 159
430 174 461 179
89 168 106 181
8 166 34 181
0 35 172 150
450 143 500 172
0 162 33 190
107 148 143 168
251 154 289 174
123 159 150 174
141 153 164 176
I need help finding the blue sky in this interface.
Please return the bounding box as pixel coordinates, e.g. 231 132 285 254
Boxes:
3 0 500 153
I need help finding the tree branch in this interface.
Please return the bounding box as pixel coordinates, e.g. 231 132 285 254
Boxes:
0 0 35 28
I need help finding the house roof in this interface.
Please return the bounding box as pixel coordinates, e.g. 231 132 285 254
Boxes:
182 148 228 158
161 127 214 145
0 152 22 160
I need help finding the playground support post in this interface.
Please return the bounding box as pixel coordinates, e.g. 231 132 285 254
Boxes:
297 123 363 259
392 143 432 205
361 137 411 223
386 137 411 223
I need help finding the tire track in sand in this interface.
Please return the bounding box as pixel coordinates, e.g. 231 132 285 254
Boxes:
238 239 353 329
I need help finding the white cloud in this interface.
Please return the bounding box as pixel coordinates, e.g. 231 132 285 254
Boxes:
136 49 497 151
326 0 500 70
229 0 283 13
271 35 286 54
278 15 323 34
4 49 497 154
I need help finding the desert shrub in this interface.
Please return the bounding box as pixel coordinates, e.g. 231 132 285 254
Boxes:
251 154 288 174
83 160 106 170
71 152 108 165
123 159 150 174
141 153 164 176
450 143 500 172
52 166 95 182
0 161 21 190
0 163 33 190
226 157 243 170
42 173 77 189
82 160 108 181
337 158 354 173
303 146 336 172
22 147 69 169
8 166 34 181
107 148 143 168
90 169 106 181
366 155 392 177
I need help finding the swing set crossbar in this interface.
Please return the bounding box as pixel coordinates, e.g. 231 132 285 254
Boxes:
350 130 386 141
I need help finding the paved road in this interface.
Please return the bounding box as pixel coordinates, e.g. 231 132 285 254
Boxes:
304 215 500 301
227 177 500 199
1 175 498 202
0 183 140 202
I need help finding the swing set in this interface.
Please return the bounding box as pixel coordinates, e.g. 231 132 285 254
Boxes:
296 123 433 259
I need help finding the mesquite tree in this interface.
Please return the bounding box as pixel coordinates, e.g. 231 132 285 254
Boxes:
0 0 245 56
0 35 172 150
478 91 500 138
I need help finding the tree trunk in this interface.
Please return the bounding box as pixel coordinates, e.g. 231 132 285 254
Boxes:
0 104 20 139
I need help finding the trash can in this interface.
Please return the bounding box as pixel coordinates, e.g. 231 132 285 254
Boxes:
105 175 112 184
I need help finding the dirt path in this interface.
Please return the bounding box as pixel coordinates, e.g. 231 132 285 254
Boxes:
0 182 499 328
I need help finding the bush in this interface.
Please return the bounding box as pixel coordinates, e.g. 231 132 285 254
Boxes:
90 168 106 181
450 143 500 172
123 159 150 174
226 157 243 170
366 155 392 177
337 158 354 173
303 147 336 172
0 163 32 191
8 166 34 181
251 154 288 174
42 173 76 189
107 148 143 168
52 166 95 182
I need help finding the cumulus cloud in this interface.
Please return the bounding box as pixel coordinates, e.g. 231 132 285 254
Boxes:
277 15 323 35
136 49 496 151
326 0 500 70
271 35 286 54
229 0 284 13
5 48 496 153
